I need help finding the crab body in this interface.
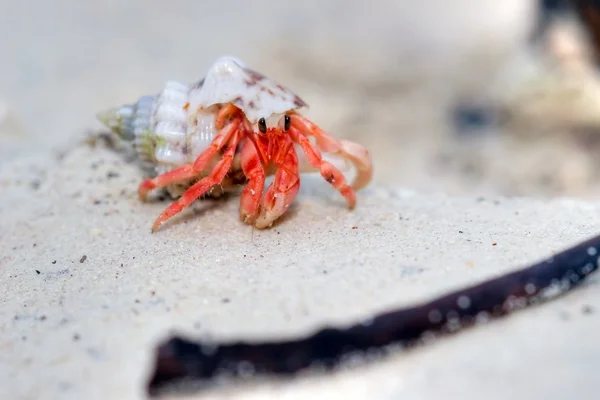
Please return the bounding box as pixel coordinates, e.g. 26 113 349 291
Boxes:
98 56 373 230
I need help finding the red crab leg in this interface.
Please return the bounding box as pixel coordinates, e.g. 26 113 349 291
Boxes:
252 135 300 229
287 125 356 209
138 104 242 201
289 114 373 191
238 137 266 225
150 128 243 232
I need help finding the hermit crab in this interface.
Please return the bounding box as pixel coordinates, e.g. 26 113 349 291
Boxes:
97 56 373 231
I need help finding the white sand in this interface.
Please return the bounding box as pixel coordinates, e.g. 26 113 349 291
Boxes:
2 1 600 399
3 143 600 400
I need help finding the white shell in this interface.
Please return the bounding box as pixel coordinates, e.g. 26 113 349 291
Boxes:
97 56 315 197
97 80 220 197
188 56 307 123
98 56 309 175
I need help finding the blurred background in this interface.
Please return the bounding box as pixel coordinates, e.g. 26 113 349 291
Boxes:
2 0 600 198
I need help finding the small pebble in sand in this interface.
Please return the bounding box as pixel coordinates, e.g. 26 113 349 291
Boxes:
90 228 102 236
79 255 87 263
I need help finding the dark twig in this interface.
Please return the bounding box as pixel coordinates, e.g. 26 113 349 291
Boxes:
147 233 600 396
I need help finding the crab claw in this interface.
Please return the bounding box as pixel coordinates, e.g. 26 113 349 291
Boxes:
335 138 373 191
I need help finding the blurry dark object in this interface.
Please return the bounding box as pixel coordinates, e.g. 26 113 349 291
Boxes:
451 103 499 134
146 233 600 396
540 0 576 15
571 0 600 63
537 0 600 64
533 0 574 41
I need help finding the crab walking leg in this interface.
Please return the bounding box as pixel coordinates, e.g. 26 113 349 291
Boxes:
296 145 352 175
238 137 266 224
137 108 241 201
138 165 198 201
254 139 301 229
289 114 373 191
150 129 243 232
288 127 356 209
213 103 242 130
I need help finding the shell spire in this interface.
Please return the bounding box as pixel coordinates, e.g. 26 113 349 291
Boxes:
96 95 155 141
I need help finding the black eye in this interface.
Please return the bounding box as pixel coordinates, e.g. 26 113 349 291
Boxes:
258 117 267 133
284 114 291 131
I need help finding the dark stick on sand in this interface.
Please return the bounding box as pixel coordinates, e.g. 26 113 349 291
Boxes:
147 233 600 396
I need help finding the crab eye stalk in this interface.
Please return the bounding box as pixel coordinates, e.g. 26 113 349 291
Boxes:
284 114 291 131
258 117 267 134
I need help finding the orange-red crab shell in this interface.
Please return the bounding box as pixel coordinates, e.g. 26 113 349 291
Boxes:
98 56 373 231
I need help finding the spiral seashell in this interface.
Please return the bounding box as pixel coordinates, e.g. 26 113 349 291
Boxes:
97 79 220 177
